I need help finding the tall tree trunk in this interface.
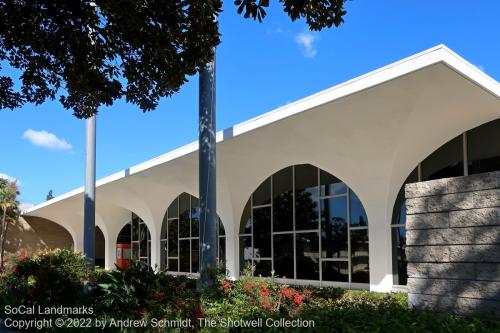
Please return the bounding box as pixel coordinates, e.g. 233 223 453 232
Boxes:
83 115 96 270
198 54 217 289
0 209 7 268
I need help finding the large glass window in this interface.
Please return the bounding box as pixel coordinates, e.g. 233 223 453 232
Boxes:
468 119 500 175
161 193 225 273
390 168 418 286
239 164 369 284
131 213 151 265
421 135 463 181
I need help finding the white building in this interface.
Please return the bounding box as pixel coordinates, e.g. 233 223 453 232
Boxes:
24 45 500 292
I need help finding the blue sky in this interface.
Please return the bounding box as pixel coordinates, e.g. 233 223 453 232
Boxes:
1 0 499 207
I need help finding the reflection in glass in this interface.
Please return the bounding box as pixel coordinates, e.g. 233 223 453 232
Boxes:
168 197 178 218
192 240 199 273
253 207 271 258
179 240 190 272
161 240 167 269
468 119 500 175
132 217 139 241
321 197 348 258
168 219 178 256
273 167 293 231
421 135 463 181
139 224 148 256
350 192 368 226
296 232 319 280
240 201 252 234
253 177 271 206
322 261 348 282
239 236 252 273
295 164 319 230
351 230 369 283
218 237 225 265
320 170 346 196
239 164 370 284
254 259 272 277
179 197 190 238
392 227 407 285
191 197 200 237
168 259 178 272
273 234 294 278
132 243 139 261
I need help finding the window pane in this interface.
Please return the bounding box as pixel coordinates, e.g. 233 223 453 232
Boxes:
117 224 131 244
192 239 199 273
349 191 368 226
254 259 272 277
132 243 139 261
160 240 167 270
295 164 319 230
273 234 294 279
132 218 139 241
421 135 463 181
320 170 347 196
240 200 252 234
253 177 271 206
321 197 348 258
179 240 190 272
168 219 178 256
219 218 225 236
322 261 348 282
392 226 407 285
161 217 168 240
253 207 271 258
351 230 369 283
168 197 178 218
139 224 148 257
179 194 191 238
218 237 225 265
391 168 419 226
191 197 200 237
273 167 293 232
168 259 178 272
239 236 252 273
468 119 500 175
296 232 319 280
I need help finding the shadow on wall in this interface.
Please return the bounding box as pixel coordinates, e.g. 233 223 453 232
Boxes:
406 172 500 316
5 216 74 256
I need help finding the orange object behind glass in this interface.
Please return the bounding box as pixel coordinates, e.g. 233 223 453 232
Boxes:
116 243 132 269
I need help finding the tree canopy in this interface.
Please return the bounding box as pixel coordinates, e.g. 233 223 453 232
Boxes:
0 0 347 118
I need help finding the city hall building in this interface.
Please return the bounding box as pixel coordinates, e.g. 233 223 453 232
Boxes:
20 45 500 292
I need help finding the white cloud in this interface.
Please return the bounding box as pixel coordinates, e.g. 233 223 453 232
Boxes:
474 64 485 72
267 26 283 35
23 129 72 150
0 172 19 184
295 31 318 58
19 202 35 212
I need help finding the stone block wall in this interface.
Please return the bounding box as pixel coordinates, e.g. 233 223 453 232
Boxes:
405 171 500 315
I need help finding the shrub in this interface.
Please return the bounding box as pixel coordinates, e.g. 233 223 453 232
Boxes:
0 249 89 311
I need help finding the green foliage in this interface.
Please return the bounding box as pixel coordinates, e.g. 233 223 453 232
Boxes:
234 0 348 30
0 0 351 117
0 0 221 117
0 249 89 311
1 250 499 332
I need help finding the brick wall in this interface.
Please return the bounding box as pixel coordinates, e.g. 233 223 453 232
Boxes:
405 171 500 316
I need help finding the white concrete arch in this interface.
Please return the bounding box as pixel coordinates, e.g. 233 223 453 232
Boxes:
23 212 79 252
